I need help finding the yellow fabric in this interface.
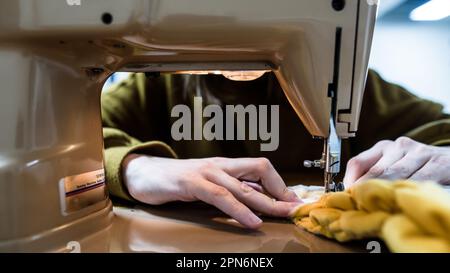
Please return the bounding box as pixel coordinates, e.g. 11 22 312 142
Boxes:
395 182 450 241
382 215 450 253
292 179 450 253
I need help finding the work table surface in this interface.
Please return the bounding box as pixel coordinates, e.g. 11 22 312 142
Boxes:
80 173 372 253
107 202 368 253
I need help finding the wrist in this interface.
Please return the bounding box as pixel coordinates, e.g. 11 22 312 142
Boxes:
121 153 145 198
122 153 142 172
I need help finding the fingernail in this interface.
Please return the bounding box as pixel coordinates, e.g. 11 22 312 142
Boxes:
249 214 263 227
287 190 301 202
288 202 303 217
240 183 253 193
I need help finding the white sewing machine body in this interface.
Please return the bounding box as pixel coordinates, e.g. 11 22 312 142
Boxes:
0 0 377 251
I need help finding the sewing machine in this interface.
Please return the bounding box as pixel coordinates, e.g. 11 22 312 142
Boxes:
0 0 377 251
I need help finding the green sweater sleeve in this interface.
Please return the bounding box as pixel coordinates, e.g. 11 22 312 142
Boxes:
350 70 450 155
101 73 177 202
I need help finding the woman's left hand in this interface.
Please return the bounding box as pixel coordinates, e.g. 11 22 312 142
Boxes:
343 136 450 188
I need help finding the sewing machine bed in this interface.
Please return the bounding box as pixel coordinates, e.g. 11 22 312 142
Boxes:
76 174 373 253
107 201 372 253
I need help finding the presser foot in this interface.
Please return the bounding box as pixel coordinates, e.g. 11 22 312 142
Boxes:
324 172 345 192
324 181 345 192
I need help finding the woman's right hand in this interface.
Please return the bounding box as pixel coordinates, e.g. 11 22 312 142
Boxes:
122 155 302 229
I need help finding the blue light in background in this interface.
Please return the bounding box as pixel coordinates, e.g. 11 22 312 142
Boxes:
102 72 130 92
370 0 450 113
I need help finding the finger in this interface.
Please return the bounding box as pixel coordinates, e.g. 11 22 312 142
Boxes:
377 149 432 180
213 157 300 202
191 179 263 229
242 181 265 193
343 140 389 187
409 156 450 184
355 144 407 184
206 170 302 217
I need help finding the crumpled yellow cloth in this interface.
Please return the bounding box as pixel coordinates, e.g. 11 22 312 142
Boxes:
292 179 450 253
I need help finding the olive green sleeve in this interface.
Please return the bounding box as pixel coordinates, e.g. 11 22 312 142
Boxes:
405 119 450 146
101 73 177 202
351 70 450 154
102 127 177 202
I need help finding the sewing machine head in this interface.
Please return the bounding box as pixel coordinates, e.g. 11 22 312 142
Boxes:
0 0 377 251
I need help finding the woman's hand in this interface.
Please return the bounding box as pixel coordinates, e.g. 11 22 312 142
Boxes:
122 156 302 229
344 136 450 188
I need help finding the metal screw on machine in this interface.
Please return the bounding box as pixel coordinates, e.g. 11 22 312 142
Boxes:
304 156 338 192
304 157 343 193
303 159 325 169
